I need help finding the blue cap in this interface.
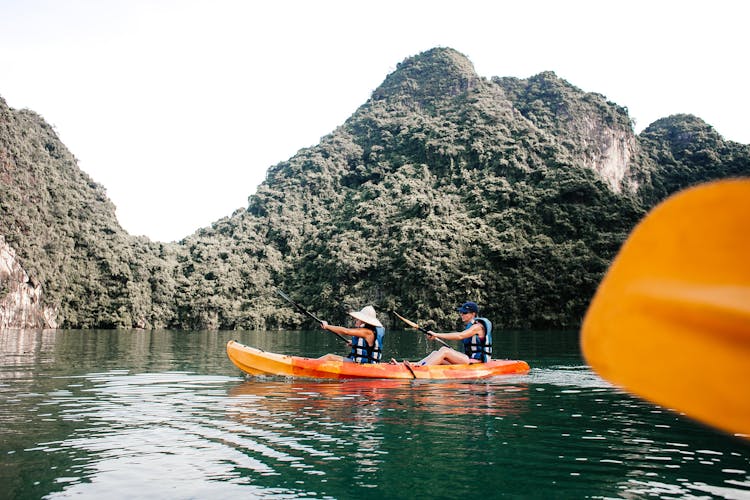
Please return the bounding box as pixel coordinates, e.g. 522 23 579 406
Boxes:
457 301 479 314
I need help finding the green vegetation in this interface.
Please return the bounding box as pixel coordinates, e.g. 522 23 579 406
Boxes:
1 48 748 330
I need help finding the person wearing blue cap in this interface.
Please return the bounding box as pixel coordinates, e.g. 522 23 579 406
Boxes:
416 301 493 365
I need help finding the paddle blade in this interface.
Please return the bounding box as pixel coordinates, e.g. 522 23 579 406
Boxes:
394 311 420 330
581 179 750 438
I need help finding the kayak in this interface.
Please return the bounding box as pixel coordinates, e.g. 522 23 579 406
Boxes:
226 340 530 380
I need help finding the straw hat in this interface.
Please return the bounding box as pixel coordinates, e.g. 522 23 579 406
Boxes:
348 305 383 327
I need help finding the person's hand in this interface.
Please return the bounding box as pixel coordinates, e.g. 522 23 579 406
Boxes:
321 321 328 330
427 330 436 339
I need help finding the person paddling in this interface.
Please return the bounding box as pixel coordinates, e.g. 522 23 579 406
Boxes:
319 305 386 364
416 301 492 365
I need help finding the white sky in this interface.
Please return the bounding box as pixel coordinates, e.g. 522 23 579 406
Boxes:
1 0 747 242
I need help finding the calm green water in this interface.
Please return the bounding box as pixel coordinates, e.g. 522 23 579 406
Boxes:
1 328 748 499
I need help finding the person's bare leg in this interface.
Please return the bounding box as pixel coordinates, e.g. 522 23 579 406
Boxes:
418 347 447 365
440 348 472 364
418 346 471 365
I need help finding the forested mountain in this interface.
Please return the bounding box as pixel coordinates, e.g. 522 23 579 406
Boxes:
0 100 178 328
1 47 748 330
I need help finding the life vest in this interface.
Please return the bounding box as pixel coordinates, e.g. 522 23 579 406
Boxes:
462 317 492 362
347 326 386 364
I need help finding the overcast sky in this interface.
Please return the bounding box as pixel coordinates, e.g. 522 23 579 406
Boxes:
2 0 747 242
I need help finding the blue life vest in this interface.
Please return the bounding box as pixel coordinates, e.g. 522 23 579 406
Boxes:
462 317 492 362
347 326 386 364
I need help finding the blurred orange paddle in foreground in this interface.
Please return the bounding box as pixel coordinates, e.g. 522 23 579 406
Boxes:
581 179 750 439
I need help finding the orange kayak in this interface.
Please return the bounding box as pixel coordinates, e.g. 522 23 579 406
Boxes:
226 340 530 380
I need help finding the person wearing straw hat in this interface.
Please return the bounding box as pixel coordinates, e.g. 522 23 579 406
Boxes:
318 305 386 364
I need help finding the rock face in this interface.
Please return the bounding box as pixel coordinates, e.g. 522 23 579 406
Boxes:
580 117 640 193
0 236 57 329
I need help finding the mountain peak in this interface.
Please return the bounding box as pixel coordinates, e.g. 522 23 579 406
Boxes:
371 47 481 105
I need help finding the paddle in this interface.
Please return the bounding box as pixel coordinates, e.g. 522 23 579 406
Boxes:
393 311 451 348
275 289 350 344
581 179 750 439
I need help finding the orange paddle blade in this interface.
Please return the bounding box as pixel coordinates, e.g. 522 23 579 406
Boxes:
581 179 750 438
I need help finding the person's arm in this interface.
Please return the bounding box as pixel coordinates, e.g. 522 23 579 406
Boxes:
321 322 374 345
428 323 485 341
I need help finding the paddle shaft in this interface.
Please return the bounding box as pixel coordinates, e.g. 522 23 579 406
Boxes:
393 311 451 348
275 290 350 344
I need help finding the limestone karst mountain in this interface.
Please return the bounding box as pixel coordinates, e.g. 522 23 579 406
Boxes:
2 47 748 329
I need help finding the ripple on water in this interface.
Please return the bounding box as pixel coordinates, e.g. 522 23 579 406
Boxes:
42 371 330 498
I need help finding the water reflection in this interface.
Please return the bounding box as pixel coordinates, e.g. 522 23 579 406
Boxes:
225 377 531 492
227 378 530 420
0 328 57 371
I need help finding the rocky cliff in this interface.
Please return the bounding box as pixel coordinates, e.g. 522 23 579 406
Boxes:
0 236 57 328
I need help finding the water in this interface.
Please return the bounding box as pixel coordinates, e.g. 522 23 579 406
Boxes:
1 328 748 499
